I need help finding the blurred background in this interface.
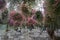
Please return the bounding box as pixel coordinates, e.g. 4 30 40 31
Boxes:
0 0 60 40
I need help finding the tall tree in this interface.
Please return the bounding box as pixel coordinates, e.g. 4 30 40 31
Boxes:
45 0 60 39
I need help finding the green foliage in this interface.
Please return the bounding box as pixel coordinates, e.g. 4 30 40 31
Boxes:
35 11 43 21
46 0 60 29
55 2 60 15
3 9 8 14
22 7 29 13
2 9 8 17
10 0 21 3
49 0 55 4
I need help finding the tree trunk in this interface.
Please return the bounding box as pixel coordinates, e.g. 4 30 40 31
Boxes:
47 28 54 39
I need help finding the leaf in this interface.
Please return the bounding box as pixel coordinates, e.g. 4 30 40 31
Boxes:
35 11 43 21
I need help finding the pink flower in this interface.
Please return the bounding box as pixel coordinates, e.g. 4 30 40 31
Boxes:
9 19 14 26
10 10 16 17
9 10 25 26
27 17 37 26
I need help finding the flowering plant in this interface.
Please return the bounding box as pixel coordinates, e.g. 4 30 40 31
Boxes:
12 13 23 21
9 11 24 26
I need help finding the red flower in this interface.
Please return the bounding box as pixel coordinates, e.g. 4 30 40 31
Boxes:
27 17 37 26
10 11 16 17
